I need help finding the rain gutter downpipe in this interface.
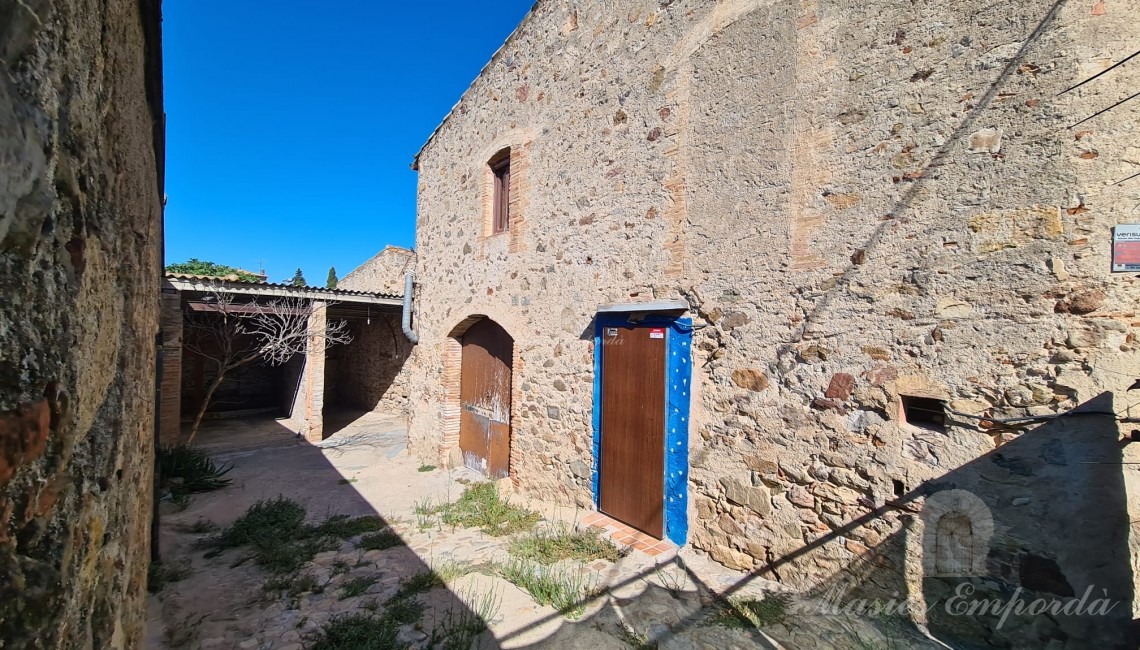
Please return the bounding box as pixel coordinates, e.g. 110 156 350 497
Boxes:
402 271 419 344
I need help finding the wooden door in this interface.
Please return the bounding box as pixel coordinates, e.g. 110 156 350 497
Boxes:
599 324 666 538
459 319 513 478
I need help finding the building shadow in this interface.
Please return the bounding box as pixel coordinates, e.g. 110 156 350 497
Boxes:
735 392 1135 648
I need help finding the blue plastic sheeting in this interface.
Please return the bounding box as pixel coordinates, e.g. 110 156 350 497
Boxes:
591 313 692 546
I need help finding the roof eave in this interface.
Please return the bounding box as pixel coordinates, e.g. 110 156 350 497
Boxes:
163 276 402 305
409 1 542 171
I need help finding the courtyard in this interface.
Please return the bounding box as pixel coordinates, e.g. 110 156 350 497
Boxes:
146 414 944 649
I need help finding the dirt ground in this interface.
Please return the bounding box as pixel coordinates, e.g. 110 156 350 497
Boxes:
146 412 947 650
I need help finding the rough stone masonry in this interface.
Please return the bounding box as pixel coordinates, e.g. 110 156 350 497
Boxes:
385 0 1140 646
0 0 163 647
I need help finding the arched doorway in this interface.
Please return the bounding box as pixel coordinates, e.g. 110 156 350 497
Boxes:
458 318 513 477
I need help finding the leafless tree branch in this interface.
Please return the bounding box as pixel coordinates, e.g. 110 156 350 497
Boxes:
182 288 352 443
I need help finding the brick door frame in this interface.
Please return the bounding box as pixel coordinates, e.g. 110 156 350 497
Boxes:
441 314 523 484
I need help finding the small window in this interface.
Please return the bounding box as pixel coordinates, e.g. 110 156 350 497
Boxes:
900 395 947 431
490 148 511 233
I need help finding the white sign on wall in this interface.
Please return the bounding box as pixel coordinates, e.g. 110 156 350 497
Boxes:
1112 225 1140 272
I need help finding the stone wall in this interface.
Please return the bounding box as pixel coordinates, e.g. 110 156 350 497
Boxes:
407 0 1140 645
0 0 163 647
325 313 414 416
339 245 415 296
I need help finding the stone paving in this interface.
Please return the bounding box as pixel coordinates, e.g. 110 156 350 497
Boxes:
146 413 948 649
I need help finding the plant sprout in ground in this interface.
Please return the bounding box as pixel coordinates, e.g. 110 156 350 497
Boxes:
429 482 541 536
338 576 379 600
429 583 501 650
705 592 793 629
509 524 628 565
358 530 404 551
499 557 599 618
207 497 388 578
157 445 233 503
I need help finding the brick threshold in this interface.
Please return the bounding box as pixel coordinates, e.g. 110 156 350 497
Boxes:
581 511 676 557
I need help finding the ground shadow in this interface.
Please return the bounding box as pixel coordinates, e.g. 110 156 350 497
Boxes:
151 416 482 649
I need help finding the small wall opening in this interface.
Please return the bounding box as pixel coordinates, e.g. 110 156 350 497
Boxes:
900 395 947 431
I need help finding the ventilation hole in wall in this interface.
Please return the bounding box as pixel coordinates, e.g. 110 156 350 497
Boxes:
900 395 947 432
893 479 906 498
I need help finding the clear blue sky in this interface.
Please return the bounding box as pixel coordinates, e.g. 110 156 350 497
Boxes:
163 1 535 284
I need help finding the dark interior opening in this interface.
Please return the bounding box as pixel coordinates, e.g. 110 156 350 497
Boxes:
901 395 947 431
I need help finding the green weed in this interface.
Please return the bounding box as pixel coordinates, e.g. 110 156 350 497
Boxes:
147 559 191 593
309 613 402 650
358 530 405 551
499 558 597 618
209 498 386 576
395 571 440 599
509 525 627 565
339 575 379 599
705 592 792 629
617 622 658 650
157 445 233 500
383 595 425 625
311 514 386 538
417 464 437 472
434 482 540 536
264 570 324 596
430 584 500 650
174 519 219 535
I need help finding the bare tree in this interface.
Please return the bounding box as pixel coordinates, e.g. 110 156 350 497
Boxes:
182 290 352 444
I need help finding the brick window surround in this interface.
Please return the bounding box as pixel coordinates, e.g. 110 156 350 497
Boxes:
489 148 511 234
480 143 528 252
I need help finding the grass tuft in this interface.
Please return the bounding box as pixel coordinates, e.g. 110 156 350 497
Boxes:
383 595 425 625
147 559 191 593
417 464 436 472
339 575 379 600
509 525 627 565
209 498 392 577
157 445 233 501
176 519 219 534
434 482 540 536
395 571 440 599
311 514 386 538
358 530 405 551
309 613 402 650
706 592 792 629
430 584 500 650
499 558 597 618
264 570 324 596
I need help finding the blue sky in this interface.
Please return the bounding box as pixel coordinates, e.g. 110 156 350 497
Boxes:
163 1 535 284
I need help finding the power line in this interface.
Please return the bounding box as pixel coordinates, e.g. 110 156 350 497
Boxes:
1059 49 1140 95
1070 89 1140 128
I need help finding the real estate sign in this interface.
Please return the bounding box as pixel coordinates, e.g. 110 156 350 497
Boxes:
1112 225 1140 272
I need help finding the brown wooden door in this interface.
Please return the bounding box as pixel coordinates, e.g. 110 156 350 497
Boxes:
459 319 513 478
599 324 666 538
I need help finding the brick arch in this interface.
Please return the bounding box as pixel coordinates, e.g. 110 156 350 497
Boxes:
920 489 995 577
439 313 524 485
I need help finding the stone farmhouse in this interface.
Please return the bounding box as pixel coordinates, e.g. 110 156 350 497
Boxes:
343 0 1140 646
